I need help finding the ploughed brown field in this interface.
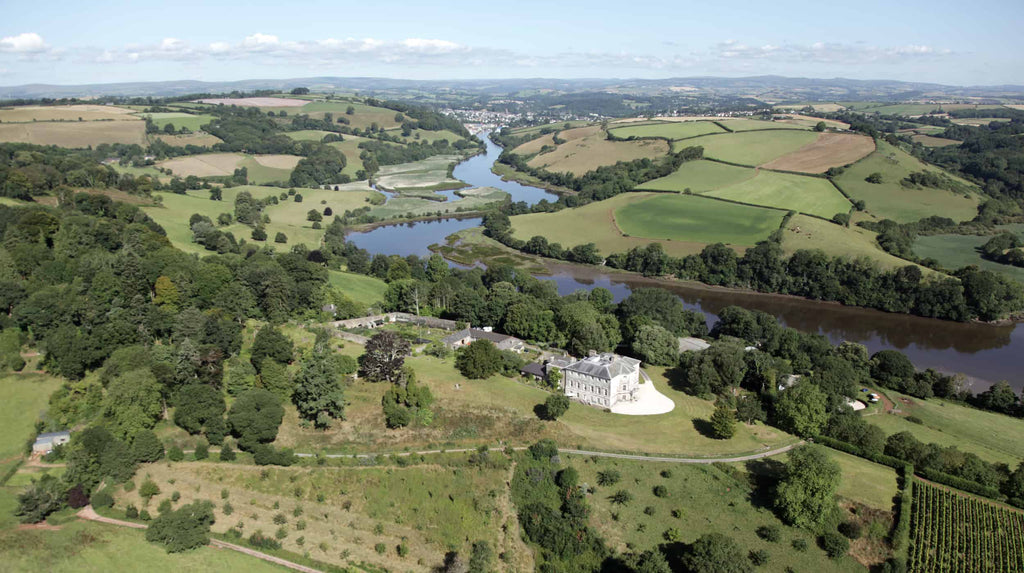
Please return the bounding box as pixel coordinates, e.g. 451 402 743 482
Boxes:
0 120 147 147
762 132 876 173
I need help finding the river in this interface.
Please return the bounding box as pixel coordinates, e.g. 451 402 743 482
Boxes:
346 134 1023 391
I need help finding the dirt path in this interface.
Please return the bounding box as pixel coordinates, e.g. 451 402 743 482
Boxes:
76 506 321 572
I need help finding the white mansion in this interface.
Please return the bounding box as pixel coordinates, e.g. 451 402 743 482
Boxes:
557 353 642 408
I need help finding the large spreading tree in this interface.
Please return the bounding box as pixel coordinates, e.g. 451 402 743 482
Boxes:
775 445 841 528
292 330 346 429
361 331 411 383
227 389 285 451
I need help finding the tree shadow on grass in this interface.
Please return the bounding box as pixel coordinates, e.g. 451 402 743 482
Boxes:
692 418 717 439
744 458 786 512
664 365 692 394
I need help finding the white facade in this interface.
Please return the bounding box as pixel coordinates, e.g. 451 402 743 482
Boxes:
561 353 641 408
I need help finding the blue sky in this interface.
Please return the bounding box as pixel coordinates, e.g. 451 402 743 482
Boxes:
1 0 1022 86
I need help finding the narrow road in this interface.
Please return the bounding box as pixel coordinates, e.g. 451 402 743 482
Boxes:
76 506 322 573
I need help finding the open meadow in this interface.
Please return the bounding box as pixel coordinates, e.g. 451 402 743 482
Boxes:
762 132 876 173
157 153 298 184
524 125 669 176
615 193 787 246
718 119 810 132
0 374 62 478
328 270 387 307
0 104 137 122
913 226 1024 281
0 121 147 147
374 155 464 193
367 186 508 220
782 215 932 272
139 112 215 132
705 170 851 219
834 141 981 223
680 129 819 166
326 134 383 178
608 120 725 140
636 159 756 193
911 134 959 147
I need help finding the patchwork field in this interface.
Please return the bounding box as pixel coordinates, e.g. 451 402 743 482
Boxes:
782 215 931 271
157 153 299 184
153 132 222 147
913 225 1024 282
772 114 851 130
635 159 756 193
139 112 215 132
0 104 137 122
375 155 464 192
525 125 669 176
608 120 725 140
774 102 848 113
614 193 787 247
511 132 557 155
762 132 876 173
705 170 851 219
833 141 980 223
0 121 147 147
679 129 819 166
911 134 959 147
285 129 334 141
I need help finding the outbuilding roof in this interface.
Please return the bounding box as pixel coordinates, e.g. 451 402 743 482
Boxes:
34 431 70 445
566 353 641 380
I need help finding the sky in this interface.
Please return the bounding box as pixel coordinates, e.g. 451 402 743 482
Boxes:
1 0 1022 87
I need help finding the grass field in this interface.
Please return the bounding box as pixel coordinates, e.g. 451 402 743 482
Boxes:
328 270 387 307
153 132 222 147
782 215 930 271
511 193 728 257
156 153 298 185
635 159 757 193
913 225 1024 281
0 121 147 147
526 125 669 176
138 112 215 132
834 141 981 223
856 103 1002 116
568 454 868 571
719 119 810 132
375 155 464 192
706 170 851 219
911 134 959 147
763 133 876 173
680 130 819 166
0 519 289 573
0 374 62 478
368 186 508 220
507 120 591 137
284 129 334 142
867 390 1024 466
0 104 137 123
608 121 725 140
327 135 383 178
286 101 403 131
615 193 786 247
511 132 556 155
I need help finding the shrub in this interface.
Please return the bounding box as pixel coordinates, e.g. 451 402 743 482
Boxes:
540 393 570 420
171 491 181 502
248 531 282 550
792 538 807 552
397 543 409 557
139 479 161 501
223 502 234 516
749 549 770 566
275 526 288 539
194 441 209 460
66 484 89 509
820 531 850 559
90 490 114 509
145 500 215 553
167 446 184 462
273 512 287 525
125 505 139 519
219 443 236 461
375 542 387 554
597 470 621 486
756 525 781 543
839 521 863 539
653 485 669 498
158 499 173 514
610 490 633 505
664 527 683 542
643 506 656 516
660 470 672 478
140 510 152 521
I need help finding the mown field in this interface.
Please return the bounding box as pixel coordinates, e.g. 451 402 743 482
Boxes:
782 215 932 272
525 125 669 176
911 134 959 147
568 454 874 571
0 104 138 122
679 129 819 166
157 153 298 185
762 133 876 173
608 121 725 140
719 119 810 132
834 141 981 223
635 159 756 193
0 121 147 147
153 132 222 147
913 226 1024 282
139 112 215 132
867 390 1024 466
704 170 851 219
0 374 62 478
511 193 731 257
327 270 386 307
615 193 787 246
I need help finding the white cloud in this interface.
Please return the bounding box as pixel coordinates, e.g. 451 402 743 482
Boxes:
242 33 280 48
708 40 952 64
0 32 49 54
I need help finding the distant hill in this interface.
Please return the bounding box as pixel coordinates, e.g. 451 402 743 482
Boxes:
2 75 1023 100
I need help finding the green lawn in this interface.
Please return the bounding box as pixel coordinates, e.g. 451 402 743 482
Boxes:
830 450 899 510
0 374 62 476
608 121 725 140
705 170 851 219
328 270 387 307
718 119 810 132
283 129 333 142
867 391 1024 466
567 455 866 571
137 112 215 132
680 130 819 166
635 159 756 193
833 141 980 223
782 215 931 272
0 520 288 573
615 193 786 247
913 225 1024 281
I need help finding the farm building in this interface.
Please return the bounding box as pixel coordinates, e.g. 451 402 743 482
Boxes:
33 431 71 454
561 353 642 408
520 362 547 382
678 337 711 352
442 328 525 352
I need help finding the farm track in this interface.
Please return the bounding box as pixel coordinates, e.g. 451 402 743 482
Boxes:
76 506 322 573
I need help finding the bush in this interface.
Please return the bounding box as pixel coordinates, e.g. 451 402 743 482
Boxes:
792 538 807 552
139 479 161 501
528 439 559 462
167 446 184 462
66 484 89 509
223 502 234 516
219 442 236 461
375 542 387 554
597 470 621 486
652 485 669 498
749 549 770 566
539 393 570 421
140 510 152 521
194 441 209 460
839 521 863 539
820 531 850 559
660 470 673 478
253 445 296 466
274 232 288 244
90 490 114 509
158 499 173 514
145 500 215 553
125 504 139 519
756 525 781 542
248 531 282 550
16 475 66 523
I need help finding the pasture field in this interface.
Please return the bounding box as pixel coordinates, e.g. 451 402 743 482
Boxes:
679 129 819 166
911 134 960 147
507 120 591 137
510 193 717 257
568 455 867 571
153 132 222 147
525 125 669 176
0 121 147 147
913 226 1024 282
327 270 387 307
614 193 786 247
375 155 464 192
110 460 520 573
607 120 725 140
138 112 215 132
196 96 309 107
762 132 876 173
158 153 247 177
908 480 1024 573
0 520 289 573
511 132 556 155
368 186 508 220
718 118 809 132
399 128 464 144
951 117 1011 126
782 215 931 272
772 113 851 130
0 374 62 478
283 129 333 141
292 101 404 131
635 159 756 193
856 103 1002 116
0 104 137 123
327 134 382 178
834 141 981 223
774 102 848 113
867 390 1024 466
705 170 851 219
